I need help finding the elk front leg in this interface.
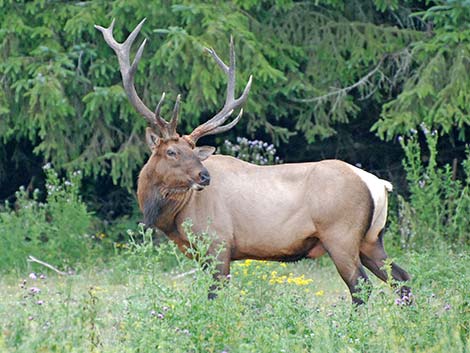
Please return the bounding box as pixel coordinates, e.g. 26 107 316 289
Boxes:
204 242 230 300
206 247 231 300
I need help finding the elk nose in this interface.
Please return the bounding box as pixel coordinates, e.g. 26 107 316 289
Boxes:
199 169 211 186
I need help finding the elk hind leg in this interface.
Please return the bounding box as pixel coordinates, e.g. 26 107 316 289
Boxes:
323 235 371 305
360 229 412 300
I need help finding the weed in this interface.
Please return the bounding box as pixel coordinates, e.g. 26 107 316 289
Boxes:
394 126 470 248
0 165 101 272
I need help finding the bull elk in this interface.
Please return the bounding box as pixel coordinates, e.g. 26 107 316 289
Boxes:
95 19 411 305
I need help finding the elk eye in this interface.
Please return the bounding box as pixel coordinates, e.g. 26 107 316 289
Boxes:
166 149 177 157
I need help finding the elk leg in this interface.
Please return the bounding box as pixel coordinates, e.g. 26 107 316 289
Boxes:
207 247 231 300
323 238 371 305
360 229 412 301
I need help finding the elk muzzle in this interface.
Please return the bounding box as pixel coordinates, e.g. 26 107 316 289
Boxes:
192 168 211 191
199 169 211 186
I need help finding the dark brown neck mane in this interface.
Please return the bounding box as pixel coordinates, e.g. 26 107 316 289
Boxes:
139 178 192 233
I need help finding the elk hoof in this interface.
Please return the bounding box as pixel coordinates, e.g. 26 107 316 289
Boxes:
208 292 218 300
395 286 414 306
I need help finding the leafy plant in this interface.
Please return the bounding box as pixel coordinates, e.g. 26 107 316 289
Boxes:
0 165 98 271
0 0 427 195
391 126 470 248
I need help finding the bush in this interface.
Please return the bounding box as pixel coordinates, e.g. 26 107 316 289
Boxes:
0 165 98 272
390 126 470 249
217 137 282 165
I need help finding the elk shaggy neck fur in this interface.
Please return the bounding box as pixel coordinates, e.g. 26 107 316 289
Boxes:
138 165 192 234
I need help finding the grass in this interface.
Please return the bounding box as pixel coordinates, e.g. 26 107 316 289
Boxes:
1 236 469 353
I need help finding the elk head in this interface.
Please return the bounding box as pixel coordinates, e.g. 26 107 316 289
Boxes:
95 18 252 194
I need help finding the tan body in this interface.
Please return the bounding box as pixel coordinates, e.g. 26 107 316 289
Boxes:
171 157 371 261
138 155 411 304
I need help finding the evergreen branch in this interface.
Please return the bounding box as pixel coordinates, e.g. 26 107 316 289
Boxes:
291 56 385 104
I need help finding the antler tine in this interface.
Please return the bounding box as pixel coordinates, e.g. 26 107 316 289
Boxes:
169 94 181 137
152 93 180 139
95 19 178 138
205 109 244 137
153 93 170 139
226 35 236 104
186 37 252 145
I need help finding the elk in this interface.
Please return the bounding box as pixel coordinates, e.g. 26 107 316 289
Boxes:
95 19 411 305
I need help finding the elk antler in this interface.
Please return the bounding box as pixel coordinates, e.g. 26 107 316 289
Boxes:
184 36 252 146
94 19 179 139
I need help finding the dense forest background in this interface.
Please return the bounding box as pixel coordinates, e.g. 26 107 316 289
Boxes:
1 0 469 223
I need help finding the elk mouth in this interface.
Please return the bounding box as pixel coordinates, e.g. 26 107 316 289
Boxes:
191 183 206 191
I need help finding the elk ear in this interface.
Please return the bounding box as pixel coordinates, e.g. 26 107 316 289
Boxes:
194 146 215 161
146 128 160 150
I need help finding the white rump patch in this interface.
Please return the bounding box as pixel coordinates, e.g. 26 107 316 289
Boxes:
383 180 393 192
347 164 393 238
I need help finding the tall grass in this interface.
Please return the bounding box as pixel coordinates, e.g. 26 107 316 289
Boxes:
1 224 469 352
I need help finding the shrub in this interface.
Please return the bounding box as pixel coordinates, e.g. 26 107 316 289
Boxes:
392 126 470 249
217 137 282 165
0 165 97 272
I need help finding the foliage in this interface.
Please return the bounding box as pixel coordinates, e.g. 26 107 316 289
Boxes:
388 126 470 248
1 224 469 352
373 1 470 141
217 137 282 165
0 165 102 272
0 0 432 195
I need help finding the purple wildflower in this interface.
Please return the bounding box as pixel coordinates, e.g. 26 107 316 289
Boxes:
29 273 37 280
29 287 41 295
